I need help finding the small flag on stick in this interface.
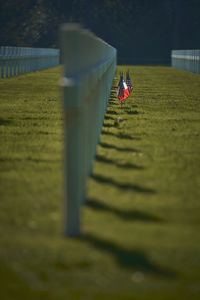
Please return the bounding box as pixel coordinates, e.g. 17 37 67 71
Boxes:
126 72 133 93
117 75 130 102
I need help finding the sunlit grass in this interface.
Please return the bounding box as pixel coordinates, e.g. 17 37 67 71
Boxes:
0 65 200 299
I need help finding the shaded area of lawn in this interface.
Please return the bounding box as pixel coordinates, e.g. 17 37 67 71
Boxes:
79 233 176 277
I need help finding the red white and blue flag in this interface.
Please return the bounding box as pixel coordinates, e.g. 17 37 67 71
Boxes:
117 75 130 102
126 73 133 93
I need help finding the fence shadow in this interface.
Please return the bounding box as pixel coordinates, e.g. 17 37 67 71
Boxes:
108 102 118 106
99 142 139 153
104 115 115 121
101 129 140 141
86 198 162 223
91 174 155 194
0 157 61 163
125 110 139 115
106 110 119 115
96 154 144 170
79 233 176 278
0 118 12 126
102 123 114 128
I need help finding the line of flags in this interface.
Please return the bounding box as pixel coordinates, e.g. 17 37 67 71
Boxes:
117 72 133 103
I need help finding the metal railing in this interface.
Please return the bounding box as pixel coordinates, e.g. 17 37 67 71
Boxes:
0 46 60 78
171 50 200 74
60 24 117 236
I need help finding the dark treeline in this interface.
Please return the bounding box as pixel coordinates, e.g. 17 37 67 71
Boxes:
0 0 200 64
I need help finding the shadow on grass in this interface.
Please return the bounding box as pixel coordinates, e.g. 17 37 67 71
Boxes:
108 101 118 106
0 118 12 126
99 142 139 153
102 123 114 128
108 97 117 101
0 157 61 163
118 105 130 110
86 198 162 223
20 116 53 120
91 174 155 194
110 91 117 96
101 129 140 141
104 115 115 121
80 233 176 278
96 154 144 170
0 260 55 299
125 110 139 115
106 110 119 115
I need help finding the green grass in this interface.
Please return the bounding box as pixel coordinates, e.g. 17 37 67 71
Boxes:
0 65 200 299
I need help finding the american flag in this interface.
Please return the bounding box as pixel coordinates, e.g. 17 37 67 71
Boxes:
126 73 133 93
117 75 130 102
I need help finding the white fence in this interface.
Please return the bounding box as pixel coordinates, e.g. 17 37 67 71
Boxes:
0 46 60 78
171 50 200 74
60 24 117 236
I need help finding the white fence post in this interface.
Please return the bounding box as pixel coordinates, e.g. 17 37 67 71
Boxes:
60 24 116 236
0 46 60 79
171 49 200 74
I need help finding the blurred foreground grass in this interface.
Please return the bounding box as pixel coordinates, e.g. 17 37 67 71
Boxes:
0 66 200 299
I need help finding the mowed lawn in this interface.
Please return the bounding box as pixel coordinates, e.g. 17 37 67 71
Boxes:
0 65 200 300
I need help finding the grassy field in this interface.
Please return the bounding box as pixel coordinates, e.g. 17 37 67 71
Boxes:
0 65 200 300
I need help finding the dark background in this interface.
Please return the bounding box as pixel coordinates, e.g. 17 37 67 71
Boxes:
0 0 200 65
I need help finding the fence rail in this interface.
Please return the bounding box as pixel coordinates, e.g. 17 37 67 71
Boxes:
0 46 60 78
171 50 200 74
61 24 117 236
